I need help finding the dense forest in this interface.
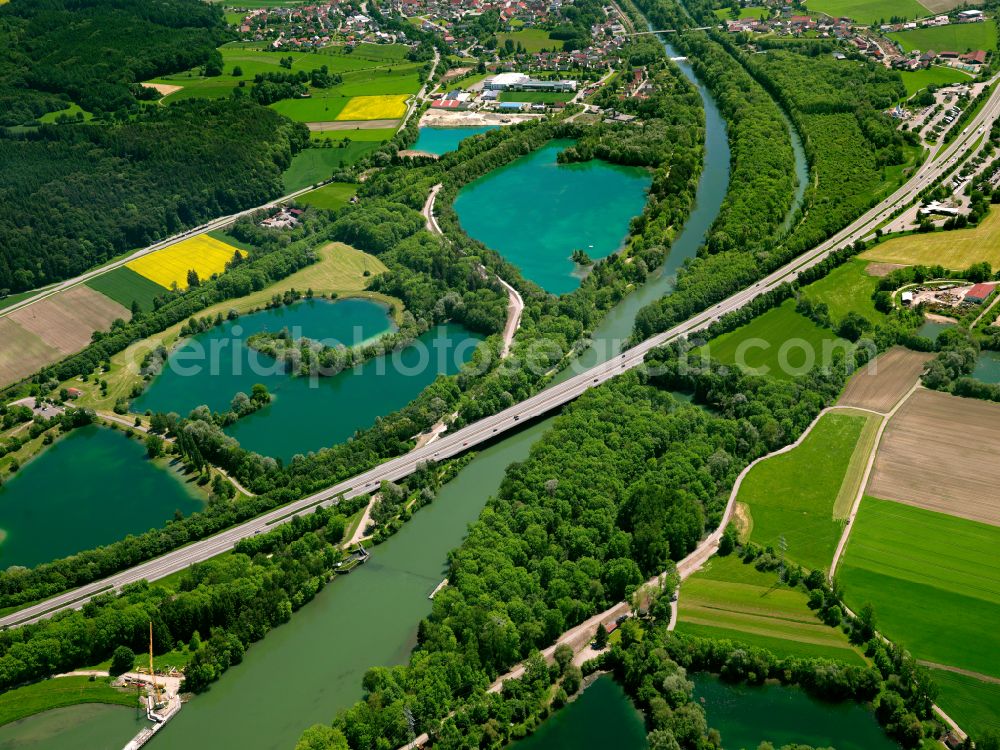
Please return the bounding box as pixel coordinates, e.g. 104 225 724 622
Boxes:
0 101 307 292
0 0 310 294
0 0 226 121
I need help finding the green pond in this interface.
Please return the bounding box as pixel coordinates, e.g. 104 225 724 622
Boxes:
144 417 555 750
412 126 498 155
972 349 1000 383
132 298 484 460
917 319 954 342
0 425 202 568
511 675 647 750
0 704 147 750
454 139 652 295
694 673 899 750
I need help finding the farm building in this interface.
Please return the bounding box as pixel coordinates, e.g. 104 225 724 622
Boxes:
964 283 995 303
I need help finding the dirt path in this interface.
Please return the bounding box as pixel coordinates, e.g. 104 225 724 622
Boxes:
919 661 1000 684
347 494 377 546
423 183 522 359
828 383 920 580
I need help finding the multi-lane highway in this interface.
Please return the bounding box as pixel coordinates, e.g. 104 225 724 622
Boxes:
4 78 999 631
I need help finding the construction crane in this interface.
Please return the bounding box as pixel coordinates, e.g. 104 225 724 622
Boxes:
149 621 160 708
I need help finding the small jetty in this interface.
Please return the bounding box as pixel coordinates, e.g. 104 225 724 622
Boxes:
335 543 371 574
428 578 449 599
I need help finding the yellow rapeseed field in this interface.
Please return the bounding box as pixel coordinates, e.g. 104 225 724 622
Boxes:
126 235 243 290
336 95 409 121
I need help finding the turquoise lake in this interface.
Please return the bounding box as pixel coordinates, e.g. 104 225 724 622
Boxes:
454 139 651 295
694 673 899 750
412 126 498 155
0 425 202 568
132 298 483 460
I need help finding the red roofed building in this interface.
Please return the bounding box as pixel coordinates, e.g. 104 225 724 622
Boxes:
966 283 995 303
962 50 987 65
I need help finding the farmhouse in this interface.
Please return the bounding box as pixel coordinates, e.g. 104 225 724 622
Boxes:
961 50 987 65
964 283 995 303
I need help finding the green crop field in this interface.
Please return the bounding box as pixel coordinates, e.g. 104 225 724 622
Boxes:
714 5 769 19
700 299 847 381
498 90 574 104
297 182 357 211
269 91 352 122
145 44 418 105
839 496 1000 679
86 266 168 312
807 0 928 24
928 669 1000 739
801 259 886 322
738 411 877 572
899 65 973 96
890 20 998 53
676 556 867 665
310 127 396 142
282 143 381 192
0 676 137 727
497 28 557 52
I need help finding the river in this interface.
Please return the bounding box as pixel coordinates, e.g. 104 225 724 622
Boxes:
132 298 483 461
0 424 202 568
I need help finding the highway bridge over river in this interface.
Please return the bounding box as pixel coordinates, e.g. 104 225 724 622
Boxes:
4 75 1000 632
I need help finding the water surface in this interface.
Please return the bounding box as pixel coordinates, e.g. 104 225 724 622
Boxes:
133 299 483 460
153 417 555 750
455 139 651 295
0 425 201 568
511 675 646 750
694 673 898 750
413 126 497 155
972 349 1000 383
0 704 147 750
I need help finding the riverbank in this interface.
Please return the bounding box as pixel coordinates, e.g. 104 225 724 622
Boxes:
0 676 137 728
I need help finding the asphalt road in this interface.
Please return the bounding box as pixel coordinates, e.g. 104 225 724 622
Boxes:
4 80 999 631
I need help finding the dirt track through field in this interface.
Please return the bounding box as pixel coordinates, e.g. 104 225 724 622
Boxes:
8 286 129 355
867 389 1000 526
838 347 933 413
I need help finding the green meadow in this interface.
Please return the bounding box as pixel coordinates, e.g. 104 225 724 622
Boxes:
700 299 847 380
899 65 973 96
297 182 358 211
738 411 876 572
890 20 999 53
714 5 769 19
801 258 886 322
282 143 381 192
498 90 574 104
145 43 420 107
807 0 927 24
839 496 1000 679
676 556 866 665
497 28 557 52
928 669 1000 740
